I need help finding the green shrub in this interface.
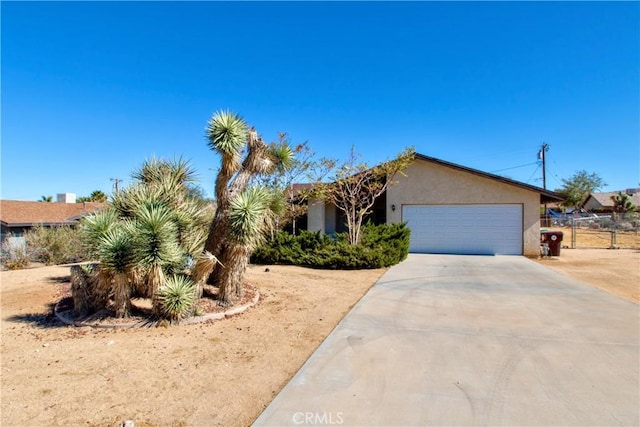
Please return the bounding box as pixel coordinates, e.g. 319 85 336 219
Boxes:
157 275 196 321
251 222 410 269
25 225 87 265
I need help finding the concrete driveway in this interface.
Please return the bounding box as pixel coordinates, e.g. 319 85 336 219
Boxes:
253 254 639 426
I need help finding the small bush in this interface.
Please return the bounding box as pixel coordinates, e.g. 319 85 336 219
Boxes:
25 225 87 265
158 275 196 321
251 222 410 269
1 236 30 270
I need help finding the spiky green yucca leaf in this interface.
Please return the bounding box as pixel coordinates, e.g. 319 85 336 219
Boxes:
111 183 166 218
94 223 138 318
158 275 196 321
133 156 197 187
269 143 295 173
81 209 119 254
179 227 208 257
206 110 247 155
267 189 286 217
229 187 270 246
96 223 138 275
134 203 183 268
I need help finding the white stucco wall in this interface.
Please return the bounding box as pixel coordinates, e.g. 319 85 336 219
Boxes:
387 160 542 257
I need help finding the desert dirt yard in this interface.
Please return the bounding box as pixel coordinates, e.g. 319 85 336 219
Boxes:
1 250 638 427
535 248 639 304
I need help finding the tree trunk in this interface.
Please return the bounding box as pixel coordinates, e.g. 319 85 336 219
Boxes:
214 244 249 306
70 265 91 316
112 273 132 318
91 266 111 312
148 264 164 315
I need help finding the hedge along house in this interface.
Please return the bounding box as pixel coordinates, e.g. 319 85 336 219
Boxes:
307 153 564 257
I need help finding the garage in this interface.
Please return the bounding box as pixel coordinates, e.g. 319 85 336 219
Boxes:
403 204 523 255
306 153 565 257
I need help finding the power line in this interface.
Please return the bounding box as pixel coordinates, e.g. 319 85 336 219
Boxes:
526 164 542 184
490 162 539 174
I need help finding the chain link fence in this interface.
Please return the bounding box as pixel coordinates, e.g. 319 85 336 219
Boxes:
569 215 640 249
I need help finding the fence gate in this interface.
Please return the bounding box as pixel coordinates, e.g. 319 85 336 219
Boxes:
571 216 640 249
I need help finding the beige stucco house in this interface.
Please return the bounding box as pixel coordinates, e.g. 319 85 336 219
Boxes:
580 189 640 213
307 153 564 257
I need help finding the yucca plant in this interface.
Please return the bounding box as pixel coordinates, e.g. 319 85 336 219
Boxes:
204 111 294 305
172 202 210 256
134 203 184 313
80 210 120 309
214 186 271 301
81 156 213 321
132 156 197 188
81 209 120 257
157 275 196 322
96 223 138 317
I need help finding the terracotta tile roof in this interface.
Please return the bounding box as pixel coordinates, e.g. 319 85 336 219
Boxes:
0 200 106 227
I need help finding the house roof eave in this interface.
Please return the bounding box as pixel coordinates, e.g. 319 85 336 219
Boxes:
414 153 566 203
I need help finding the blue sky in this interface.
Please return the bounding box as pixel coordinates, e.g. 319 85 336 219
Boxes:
2 1 638 201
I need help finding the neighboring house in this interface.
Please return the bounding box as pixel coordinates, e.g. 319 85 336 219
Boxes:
0 197 105 243
581 189 640 214
306 153 564 257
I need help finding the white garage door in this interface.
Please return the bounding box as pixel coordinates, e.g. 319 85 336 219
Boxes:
403 204 523 255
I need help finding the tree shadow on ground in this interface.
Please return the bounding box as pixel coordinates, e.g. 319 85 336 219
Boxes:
47 275 71 284
5 300 68 328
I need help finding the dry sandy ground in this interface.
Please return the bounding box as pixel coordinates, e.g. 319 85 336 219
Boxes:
2 251 638 427
1 265 385 427
535 248 639 304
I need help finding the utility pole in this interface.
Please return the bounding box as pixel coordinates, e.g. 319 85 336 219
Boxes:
110 178 122 194
538 142 550 190
538 143 550 227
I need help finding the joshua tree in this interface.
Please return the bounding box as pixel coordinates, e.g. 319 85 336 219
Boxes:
204 110 293 305
611 192 637 218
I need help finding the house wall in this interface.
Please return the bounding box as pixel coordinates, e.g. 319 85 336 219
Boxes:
307 199 325 234
324 203 337 234
583 197 607 212
386 160 542 257
308 201 340 235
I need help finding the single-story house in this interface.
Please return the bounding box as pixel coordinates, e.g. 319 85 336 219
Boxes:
307 153 564 257
0 198 105 242
580 189 640 214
